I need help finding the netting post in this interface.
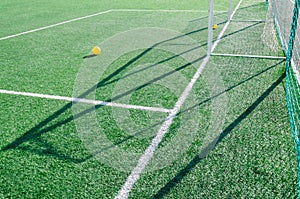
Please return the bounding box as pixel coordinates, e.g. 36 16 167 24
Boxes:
285 0 300 197
228 0 233 21
207 0 214 56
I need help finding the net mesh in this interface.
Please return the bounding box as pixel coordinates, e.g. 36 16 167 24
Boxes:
210 0 300 195
261 0 281 52
212 0 284 57
269 0 300 196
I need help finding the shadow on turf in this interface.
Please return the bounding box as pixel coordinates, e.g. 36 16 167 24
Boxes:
0 20 265 164
151 72 286 199
91 20 269 89
0 26 208 163
17 138 93 164
90 60 284 154
178 60 285 115
189 11 227 23
236 2 266 12
189 2 264 23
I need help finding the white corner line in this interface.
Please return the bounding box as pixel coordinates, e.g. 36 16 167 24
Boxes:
0 8 211 42
115 1 243 198
0 10 112 41
0 89 171 113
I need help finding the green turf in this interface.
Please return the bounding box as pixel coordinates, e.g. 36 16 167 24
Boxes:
129 58 297 199
213 1 285 57
94 49 198 108
0 11 209 96
0 0 298 198
0 0 235 38
0 95 131 198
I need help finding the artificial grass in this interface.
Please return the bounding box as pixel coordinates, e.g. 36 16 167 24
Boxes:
0 0 297 198
0 0 223 38
0 95 130 198
0 10 207 97
128 57 297 199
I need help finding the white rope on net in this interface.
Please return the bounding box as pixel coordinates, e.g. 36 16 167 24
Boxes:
261 0 282 52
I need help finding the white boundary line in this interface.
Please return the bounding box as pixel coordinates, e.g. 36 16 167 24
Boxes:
0 9 211 42
115 1 243 198
0 10 112 41
0 89 171 113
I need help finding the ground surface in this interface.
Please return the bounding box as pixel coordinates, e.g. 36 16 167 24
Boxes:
0 0 297 198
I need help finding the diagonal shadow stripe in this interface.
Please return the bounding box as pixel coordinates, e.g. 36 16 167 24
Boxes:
152 72 286 199
1 20 264 162
0 25 209 154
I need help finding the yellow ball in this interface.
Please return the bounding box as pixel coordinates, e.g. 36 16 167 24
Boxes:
92 46 101 55
213 24 218 30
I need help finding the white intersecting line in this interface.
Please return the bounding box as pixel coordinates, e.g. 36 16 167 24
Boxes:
115 1 243 198
0 10 112 41
0 89 171 113
0 9 210 41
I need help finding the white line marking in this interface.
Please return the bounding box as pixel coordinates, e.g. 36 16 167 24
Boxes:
115 1 243 198
0 10 112 41
115 56 210 199
0 89 171 113
0 8 211 41
211 53 286 60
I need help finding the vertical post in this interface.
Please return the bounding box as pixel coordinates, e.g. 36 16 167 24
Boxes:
286 0 299 72
228 0 233 21
207 0 214 56
285 0 300 197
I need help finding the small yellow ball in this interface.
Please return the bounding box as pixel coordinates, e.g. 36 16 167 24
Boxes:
92 46 101 55
213 24 218 30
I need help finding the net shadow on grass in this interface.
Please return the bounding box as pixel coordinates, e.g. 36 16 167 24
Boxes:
71 60 284 159
0 21 265 163
189 11 227 22
0 57 203 163
17 138 93 164
220 21 264 40
234 2 266 14
178 60 284 114
0 27 208 163
92 20 264 89
151 72 286 199
189 0 264 24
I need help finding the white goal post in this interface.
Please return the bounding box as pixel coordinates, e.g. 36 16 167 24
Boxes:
206 0 286 60
207 0 233 56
